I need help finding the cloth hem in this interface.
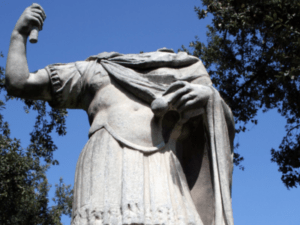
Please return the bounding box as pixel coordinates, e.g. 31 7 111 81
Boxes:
45 64 64 107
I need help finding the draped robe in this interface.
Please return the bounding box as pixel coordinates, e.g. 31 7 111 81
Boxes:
45 51 235 225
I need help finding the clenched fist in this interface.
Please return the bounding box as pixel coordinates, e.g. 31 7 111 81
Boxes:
14 3 46 36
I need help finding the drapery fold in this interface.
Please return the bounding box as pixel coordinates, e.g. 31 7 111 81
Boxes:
85 51 235 225
206 88 234 225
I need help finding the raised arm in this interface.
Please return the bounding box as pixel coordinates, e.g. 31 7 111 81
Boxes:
5 4 51 101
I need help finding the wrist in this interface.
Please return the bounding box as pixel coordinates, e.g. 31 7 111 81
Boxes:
11 30 28 41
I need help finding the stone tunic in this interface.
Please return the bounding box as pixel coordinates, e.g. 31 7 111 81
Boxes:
45 51 235 225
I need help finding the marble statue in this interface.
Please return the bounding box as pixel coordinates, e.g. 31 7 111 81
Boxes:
6 4 235 225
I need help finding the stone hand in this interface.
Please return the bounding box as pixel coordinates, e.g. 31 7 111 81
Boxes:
14 3 46 36
151 81 212 119
166 81 212 113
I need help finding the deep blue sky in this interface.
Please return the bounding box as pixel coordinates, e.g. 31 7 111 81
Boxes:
1 0 299 224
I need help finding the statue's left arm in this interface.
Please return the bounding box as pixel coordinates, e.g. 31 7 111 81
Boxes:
173 75 235 225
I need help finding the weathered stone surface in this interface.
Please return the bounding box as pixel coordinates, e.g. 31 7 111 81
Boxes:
6 4 235 225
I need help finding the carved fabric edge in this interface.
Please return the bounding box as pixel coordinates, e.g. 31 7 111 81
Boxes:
89 123 165 152
45 64 64 108
71 204 196 225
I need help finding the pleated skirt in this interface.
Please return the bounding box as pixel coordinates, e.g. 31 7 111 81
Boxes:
71 127 202 225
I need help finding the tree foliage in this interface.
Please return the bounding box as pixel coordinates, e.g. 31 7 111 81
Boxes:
0 53 72 224
186 0 300 188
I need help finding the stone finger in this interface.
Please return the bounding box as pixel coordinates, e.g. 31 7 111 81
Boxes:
163 81 187 96
178 99 196 112
31 12 43 30
167 87 190 106
174 93 195 109
31 8 46 20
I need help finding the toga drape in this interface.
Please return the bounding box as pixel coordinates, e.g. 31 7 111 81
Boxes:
45 51 235 225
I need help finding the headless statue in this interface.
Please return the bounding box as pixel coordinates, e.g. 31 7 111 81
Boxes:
6 4 235 225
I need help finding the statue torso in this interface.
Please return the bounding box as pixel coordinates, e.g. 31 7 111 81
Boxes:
84 73 165 147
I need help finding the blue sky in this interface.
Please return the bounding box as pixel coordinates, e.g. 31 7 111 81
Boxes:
1 0 299 224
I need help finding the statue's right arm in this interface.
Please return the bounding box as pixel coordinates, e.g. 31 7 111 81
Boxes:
5 4 50 100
